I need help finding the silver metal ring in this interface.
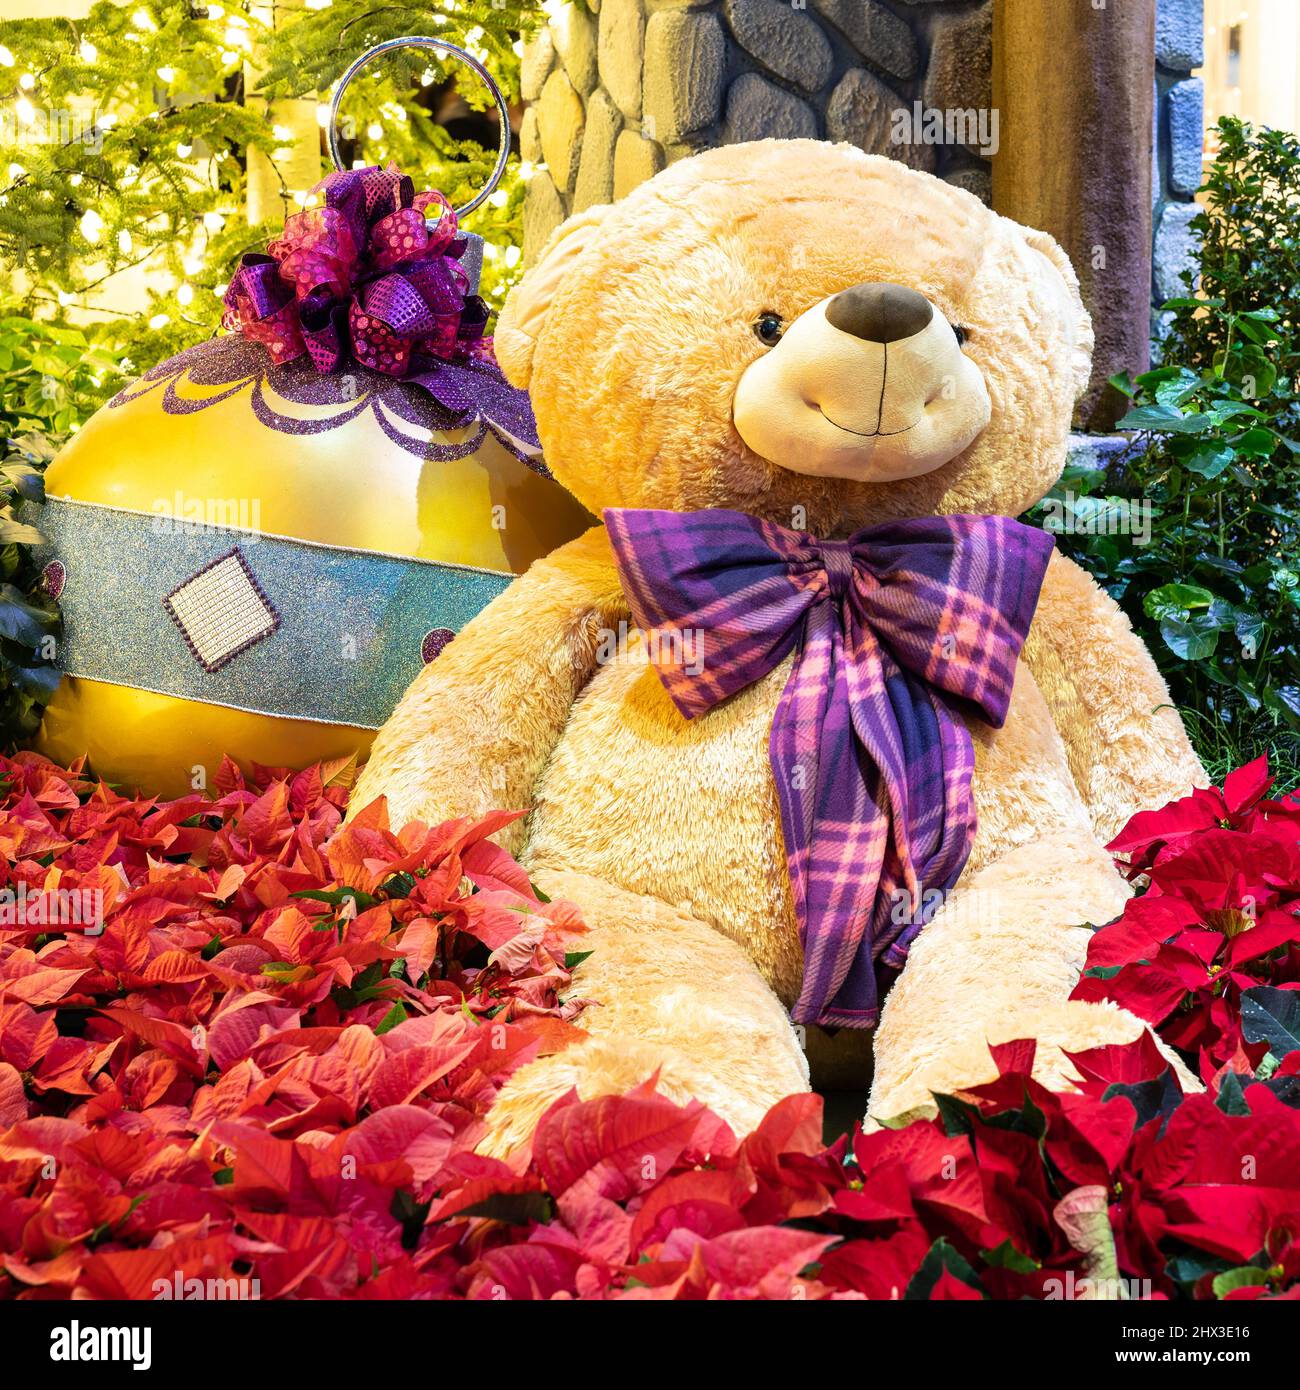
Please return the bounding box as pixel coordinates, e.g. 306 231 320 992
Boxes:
327 35 511 218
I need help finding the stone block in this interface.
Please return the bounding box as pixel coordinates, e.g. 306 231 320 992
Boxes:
723 0 833 94
539 68 586 194
574 86 622 210
811 0 919 81
1167 77 1204 196
643 10 726 143
598 0 647 120
723 71 818 143
613 127 666 198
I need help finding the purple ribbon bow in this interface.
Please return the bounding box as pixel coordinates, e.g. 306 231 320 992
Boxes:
221 164 491 378
604 507 1056 1029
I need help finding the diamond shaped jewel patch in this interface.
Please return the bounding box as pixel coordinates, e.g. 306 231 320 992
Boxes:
163 548 280 673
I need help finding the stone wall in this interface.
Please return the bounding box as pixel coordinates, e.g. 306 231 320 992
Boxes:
520 0 994 264
1152 0 1204 342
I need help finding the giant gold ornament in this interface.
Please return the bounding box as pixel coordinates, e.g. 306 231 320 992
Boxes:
34 122 590 796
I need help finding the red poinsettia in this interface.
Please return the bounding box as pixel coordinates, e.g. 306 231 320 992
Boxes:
5 751 1300 1300
1073 757 1300 1080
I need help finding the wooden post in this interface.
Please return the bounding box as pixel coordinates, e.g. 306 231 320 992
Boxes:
992 0 1156 431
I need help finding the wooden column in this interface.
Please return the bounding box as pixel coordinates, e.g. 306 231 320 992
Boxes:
992 0 1156 431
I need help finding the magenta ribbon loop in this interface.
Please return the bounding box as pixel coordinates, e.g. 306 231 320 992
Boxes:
222 165 493 377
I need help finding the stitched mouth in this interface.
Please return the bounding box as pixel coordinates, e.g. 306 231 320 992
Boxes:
819 407 921 439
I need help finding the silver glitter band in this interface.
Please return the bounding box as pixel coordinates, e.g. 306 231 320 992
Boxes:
33 495 511 728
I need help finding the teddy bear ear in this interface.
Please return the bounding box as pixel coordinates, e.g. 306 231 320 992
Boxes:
1017 225 1095 402
493 204 613 388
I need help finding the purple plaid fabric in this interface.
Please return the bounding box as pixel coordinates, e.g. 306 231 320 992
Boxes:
604 507 1055 1028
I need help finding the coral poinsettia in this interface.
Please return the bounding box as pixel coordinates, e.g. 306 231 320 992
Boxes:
4 751 1300 1300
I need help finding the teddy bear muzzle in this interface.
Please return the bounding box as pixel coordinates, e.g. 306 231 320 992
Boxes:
732 280 993 483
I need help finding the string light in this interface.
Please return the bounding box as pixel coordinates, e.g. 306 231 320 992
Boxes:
79 209 104 244
14 98 36 125
0 47 13 67
19 73 35 91
177 142 192 157
117 229 132 253
177 284 194 306
156 66 175 83
148 312 170 330
131 9 156 32
366 122 383 140
202 211 225 232
79 40 97 63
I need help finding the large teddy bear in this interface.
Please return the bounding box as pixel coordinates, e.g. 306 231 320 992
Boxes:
353 140 1204 1146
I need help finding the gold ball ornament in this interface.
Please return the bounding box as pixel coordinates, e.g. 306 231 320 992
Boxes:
34 315 590 798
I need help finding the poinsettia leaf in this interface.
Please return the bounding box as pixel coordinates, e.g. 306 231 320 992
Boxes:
1240 986 1300 1059
456 1191 555 1226
1103 1069 1184 1132
904 1237 982 1301
981 1238 1039 1273
931 1091 978 1137
1212 1266 1275 1298
1215 1069 1251 1115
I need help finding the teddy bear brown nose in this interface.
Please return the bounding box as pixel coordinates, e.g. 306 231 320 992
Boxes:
826 282 934 344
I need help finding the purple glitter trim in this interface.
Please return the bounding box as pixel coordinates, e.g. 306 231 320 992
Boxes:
420 627 455 663
41 560 65 599
162 546 282 674
109 335 549 476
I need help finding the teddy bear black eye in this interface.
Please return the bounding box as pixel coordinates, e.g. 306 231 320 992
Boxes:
753 312 785 347
951 323 968 347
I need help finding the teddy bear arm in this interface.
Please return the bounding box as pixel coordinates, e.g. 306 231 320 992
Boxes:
1023 550 1207 845
351 525 625 843
867 829 1197 1124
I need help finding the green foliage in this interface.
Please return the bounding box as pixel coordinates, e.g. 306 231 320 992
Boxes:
1033 117 1300 773
0 0 528 370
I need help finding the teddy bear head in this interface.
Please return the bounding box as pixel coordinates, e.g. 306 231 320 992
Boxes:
496 139 1092 536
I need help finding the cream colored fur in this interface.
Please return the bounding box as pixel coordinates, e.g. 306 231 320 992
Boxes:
354 142 1206 1143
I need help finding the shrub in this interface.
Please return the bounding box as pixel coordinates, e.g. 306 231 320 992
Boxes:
1033 117 1300 781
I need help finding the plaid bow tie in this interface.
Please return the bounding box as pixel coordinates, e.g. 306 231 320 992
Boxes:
604 507 1055 1028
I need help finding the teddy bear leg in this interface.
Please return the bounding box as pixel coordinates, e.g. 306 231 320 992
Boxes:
479 868 810 1156
868 830 1198 1125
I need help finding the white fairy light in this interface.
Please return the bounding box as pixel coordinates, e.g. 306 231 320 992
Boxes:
366 122 383 141
157 66 175 83
19 73 35 91
0 47 13 67
79 41 97 63
79 208 104 244
177 283 193 306
214 282 228 297
272 123 292 141
177 142 192 157
316 104 330 127
183 254 203 275
7 163 23 180
206 2 224 17
220 50 238 65
117 229 132 253
489 189 508 208
202 211 225 232
148 312 170 330
58 290 74 306
69 172 83 187
132 8 156 31
14 97 36 125
504 245 521 269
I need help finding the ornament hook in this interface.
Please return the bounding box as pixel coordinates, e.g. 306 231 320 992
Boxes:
326 35 511 219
